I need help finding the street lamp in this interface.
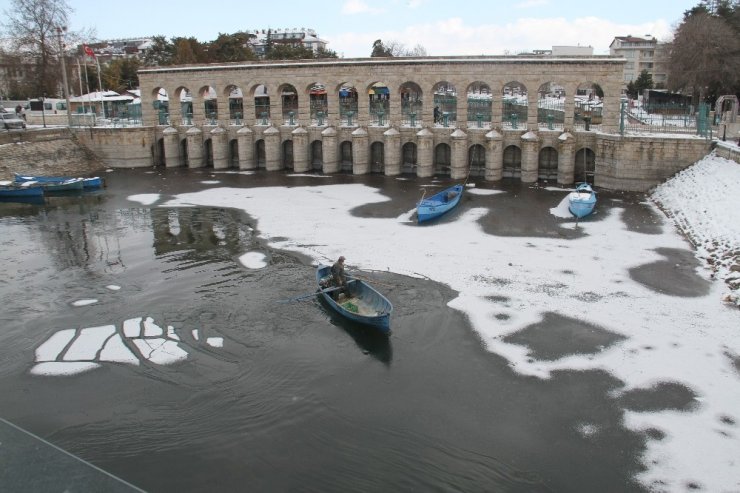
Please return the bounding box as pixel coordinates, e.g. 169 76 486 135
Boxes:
55 26 72 127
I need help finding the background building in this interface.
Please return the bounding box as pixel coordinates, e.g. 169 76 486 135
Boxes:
609 35 669 88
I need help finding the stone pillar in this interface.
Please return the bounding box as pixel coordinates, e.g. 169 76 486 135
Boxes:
527 96 538 130
322 127 339 173
216 97 229 125
269 88 280 126
170 92 183 127
163 127 180 168
244 93 255 126
298 92 310 126
416 128 434 178
292 127 309 172
186 126 204 168
485 130 503 181
141 90 157 127
237 126 255 169
383 127 401 176
326 90 339 127
491 91 503 129
388 92 400 127
192 93 205 125
357 91 370 127
211 127 228 169
263 126 281 171
557 132 576 185
457 96 468 129
563 97 575 132
520 130 539 183
450 128 468 180
351 127 369 174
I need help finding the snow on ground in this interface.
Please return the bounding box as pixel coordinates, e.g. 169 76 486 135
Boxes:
143 159 740 492
651 152 740 307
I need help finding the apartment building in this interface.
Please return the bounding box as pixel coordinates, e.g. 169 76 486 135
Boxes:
609 35 669 87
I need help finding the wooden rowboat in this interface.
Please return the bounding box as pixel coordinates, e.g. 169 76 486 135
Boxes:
316 265 393 334
416 184 464 223
568 182 597 219
15 173 103 189
0 181 45 198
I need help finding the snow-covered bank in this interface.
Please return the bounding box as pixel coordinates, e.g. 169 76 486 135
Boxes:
651 152 740 307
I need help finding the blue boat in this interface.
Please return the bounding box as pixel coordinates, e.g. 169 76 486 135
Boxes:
37 177 85 193
316 265 393 334
568 182 597 218
0 182 45 198
15 173 103 189
416 184 464 223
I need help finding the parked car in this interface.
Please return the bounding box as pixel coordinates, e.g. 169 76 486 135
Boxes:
1 112 26 130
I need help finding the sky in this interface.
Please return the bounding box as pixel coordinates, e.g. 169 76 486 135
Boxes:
63 0 701 57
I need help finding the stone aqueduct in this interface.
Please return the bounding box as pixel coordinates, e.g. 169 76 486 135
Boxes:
131 57 708 190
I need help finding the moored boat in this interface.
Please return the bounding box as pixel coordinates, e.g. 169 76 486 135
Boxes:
0 181 45 197
416 184 464 223
316 265 393 334
568 182 597 218
38 178 85 193
15 173 103 189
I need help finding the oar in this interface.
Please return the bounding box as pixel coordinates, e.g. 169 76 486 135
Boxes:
347 274 394 288
277 285 344 303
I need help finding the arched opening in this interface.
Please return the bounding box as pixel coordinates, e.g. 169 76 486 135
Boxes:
503 145 522 179
340 141 353 171
308 83 327 125
338 84 358 126
204 138 213 167
227 86 243 124
503 82 528 128
279 84 298 125
537 82 565 130
200 85 217 124
152 87 169 125
467 81 492 128
370 142 384 173
368 82 390 126
538 146 558 181
402 142 417 174
253 84 270 124
155 138 165 166
468 144 486 177
433 81 457 126
400 82 423 127
574 147 596 184
229 139 239 167
180 138 188 166
434 143 451 175
574 82 604 131
282 140 294 169
311 140 323 170
255 139 266 168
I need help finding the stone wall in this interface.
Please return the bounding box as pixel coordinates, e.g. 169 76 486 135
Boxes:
714 140 740 163
72 127 155 168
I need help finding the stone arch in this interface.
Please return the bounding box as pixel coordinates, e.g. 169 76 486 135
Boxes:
467 81 492 128
255 139 266 168
174 86 192 126
310 140 323 170
282 140 294 169
152 87 169 125
340 140 353 170
251 84 270 124
279 83 298 125
574 147 596 183
503 145 522 178
433 81 457 126
198 85 218 123
468 144 486 177
337 83 359 126
229 138 239 167
402 141 417 173
538 146 558 181
368 81 390 126
400 81 423 127
225 85 243 123
537 82 565 129
307 82 328 125
434 143 451 175
370 141 384 173
203 138 214 167
503 81 528 128
574 82 604 131
179 138 188 166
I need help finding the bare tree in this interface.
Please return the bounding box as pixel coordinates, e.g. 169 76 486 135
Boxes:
667 11 740 103
1 0 75 97
384 40 429 57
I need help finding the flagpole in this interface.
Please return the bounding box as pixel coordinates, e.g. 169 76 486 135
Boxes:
77 56 86 115
96 56 105 118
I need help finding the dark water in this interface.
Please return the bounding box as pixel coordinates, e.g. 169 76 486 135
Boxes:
0 169 674 492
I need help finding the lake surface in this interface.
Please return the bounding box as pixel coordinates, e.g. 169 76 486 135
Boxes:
0 168 693 492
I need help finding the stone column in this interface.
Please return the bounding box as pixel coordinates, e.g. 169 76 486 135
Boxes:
450 128 468 180
383 127 401 176
170 91 183 127
237 126 255 169
141 90 157 127
186 127 204 168
216 97 229 126
326 90 339 128
263 126 281 171
485 130 503 181
322 127 339 173
357 91 370 127
527 95 538 130
457 95 468 130
298 92 310 126
351 127 369 174
211 127 228 169
416 128 434 178
563 97 576 132
520 130 539 183
269 87 280 126
388 92 400 127
192 93 205 126
292 127 309 172
244 92 256 126
557 132 576 185
163 127 180 168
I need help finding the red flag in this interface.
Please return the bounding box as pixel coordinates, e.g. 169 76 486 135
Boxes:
83 45 96 58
